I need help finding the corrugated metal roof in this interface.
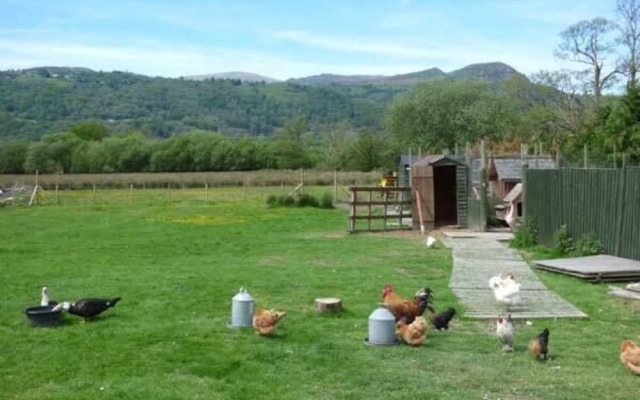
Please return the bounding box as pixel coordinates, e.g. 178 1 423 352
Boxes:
493 156 556 181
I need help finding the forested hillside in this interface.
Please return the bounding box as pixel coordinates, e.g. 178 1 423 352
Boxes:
0 63 523 140
0 68 379 139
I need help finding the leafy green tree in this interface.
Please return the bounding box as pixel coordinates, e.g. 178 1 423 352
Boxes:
386 80 515 153
603 86 640 162
70 121 108 141
273 117 313 169
41 132 81 173
345 130 390 171
102 132 152 172
24 142 55 173
0 139 29 173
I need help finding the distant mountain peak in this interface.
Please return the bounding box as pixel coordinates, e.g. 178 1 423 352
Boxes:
184 71 280 83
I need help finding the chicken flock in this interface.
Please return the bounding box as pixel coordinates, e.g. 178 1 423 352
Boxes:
31 273 640 377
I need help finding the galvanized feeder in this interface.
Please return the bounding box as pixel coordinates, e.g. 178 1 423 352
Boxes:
366 304 397 345
229 287 254 328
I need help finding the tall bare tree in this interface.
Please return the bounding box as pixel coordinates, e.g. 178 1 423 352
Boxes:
617 0 640 88
555 17 619 109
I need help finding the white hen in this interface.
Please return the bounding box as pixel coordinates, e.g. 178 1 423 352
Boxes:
489 273 521 308
425 235 437 248
496 314 515 351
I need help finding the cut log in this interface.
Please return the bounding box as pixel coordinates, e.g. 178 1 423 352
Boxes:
315 297 342 313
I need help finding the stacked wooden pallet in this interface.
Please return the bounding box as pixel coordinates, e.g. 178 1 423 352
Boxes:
533 255 640 283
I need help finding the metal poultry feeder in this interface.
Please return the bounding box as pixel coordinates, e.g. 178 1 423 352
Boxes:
365 304 398 345
229 287 254 328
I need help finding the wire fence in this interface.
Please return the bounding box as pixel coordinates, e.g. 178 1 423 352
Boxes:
0 170 379 207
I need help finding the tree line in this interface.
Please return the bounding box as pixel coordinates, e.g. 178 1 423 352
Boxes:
0 119 397 174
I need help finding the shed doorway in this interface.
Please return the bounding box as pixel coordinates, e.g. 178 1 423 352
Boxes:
434 165 458 226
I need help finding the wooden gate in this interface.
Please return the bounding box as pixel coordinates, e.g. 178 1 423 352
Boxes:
347 186 412 233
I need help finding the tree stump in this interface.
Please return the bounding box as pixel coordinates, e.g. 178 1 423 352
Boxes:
315 297 342 313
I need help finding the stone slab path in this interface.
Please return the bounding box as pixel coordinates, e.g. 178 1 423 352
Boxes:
442 232 587 320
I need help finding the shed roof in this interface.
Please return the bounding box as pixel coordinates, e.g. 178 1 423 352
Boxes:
490 155 556 181
398 155 425 169
413 154 466 167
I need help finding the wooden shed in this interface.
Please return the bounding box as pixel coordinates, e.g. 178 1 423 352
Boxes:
411 155 468 230
487 155 556 199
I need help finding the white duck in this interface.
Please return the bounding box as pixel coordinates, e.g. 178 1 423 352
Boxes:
40 286 56 306
489 273 521 309
425 235 437 248
505 201 517 232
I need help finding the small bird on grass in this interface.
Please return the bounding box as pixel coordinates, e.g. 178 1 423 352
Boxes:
528 328 550 360
496 314 515 352
426 305 456 331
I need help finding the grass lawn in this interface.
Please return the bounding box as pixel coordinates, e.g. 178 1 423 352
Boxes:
1 188 639 399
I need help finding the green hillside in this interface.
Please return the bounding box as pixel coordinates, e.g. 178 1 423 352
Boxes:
0 63 527 139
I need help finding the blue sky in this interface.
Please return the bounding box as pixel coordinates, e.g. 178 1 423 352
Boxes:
0 0 617 80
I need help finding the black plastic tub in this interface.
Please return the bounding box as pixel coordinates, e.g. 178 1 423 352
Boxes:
25 305 61 327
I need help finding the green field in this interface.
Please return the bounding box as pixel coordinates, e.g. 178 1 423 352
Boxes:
1 189 639 400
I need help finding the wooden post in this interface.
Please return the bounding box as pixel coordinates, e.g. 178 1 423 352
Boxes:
92 184 96 203
333 170 338 203
34 169 39 205
479 140 487 232
205 183 209 203
12 183 16 206
583 144 588 168
300 168 305 195
415 190 425 235
129 184 133 204
55 184 59 205
243 177 247 201
168 184 171 202
348 187 356 233
281 182 284 195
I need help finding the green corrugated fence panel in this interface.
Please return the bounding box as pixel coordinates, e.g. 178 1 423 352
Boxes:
620 168 640 260
524 167 639 261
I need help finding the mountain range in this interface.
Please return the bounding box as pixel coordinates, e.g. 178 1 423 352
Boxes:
0 62 529 140
183 61 523 86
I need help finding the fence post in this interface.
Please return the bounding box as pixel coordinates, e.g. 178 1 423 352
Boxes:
583 144 589 168
55 183 59 205
92 184 96 203
479 140 487 232
521 163 528 220
334 170 338 203
243 177 247 201
129 184 133 205
205 183 209 203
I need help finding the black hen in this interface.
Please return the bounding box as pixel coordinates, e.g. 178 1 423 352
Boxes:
528 328 550 360
59 297 121 322
426 305 456 331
